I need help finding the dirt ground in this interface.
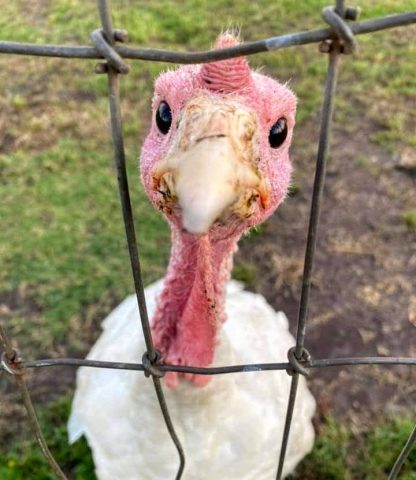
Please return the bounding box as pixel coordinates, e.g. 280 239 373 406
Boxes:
236 106 416 429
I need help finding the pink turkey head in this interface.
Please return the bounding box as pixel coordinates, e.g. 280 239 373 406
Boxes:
140 33 296 239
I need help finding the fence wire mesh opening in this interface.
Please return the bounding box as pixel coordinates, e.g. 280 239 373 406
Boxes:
0 1 415 479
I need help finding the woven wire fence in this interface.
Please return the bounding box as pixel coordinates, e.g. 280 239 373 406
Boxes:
0 0 416 479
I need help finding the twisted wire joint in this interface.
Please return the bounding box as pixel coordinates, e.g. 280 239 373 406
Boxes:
320 5 359 54
287 346 311 377
91 28 130 74
142 350 165 378
1 348 24 376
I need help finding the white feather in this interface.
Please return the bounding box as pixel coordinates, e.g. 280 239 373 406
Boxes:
69 280 315 479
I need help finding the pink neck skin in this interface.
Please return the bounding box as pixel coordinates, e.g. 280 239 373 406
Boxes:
151 227 238 387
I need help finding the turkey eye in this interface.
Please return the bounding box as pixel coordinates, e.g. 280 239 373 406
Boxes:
268 118 288 148
156 101 172 134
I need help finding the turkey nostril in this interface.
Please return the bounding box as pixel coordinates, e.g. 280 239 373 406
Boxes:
247 193 259 207
195 134 227 143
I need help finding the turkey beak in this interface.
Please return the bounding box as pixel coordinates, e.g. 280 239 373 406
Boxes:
153 96 270 235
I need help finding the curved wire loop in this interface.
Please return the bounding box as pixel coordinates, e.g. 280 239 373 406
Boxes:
1 349 24 376
322 5 359 53
91 28 130 74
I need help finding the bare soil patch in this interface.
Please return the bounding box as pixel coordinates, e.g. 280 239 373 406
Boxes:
237 109 416 426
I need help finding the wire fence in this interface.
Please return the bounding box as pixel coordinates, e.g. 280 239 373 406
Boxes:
0 0 415 479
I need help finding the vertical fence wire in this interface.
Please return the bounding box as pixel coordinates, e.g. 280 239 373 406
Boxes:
276 38 341 480
95 0 154 360
0 1 415 479
95 1 186 477
335 0 346 16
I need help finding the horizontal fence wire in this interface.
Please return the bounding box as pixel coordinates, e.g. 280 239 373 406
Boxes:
0 12 415 63
2 356 416 375
0 0 416 479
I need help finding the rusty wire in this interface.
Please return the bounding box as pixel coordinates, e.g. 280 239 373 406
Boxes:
0 0 415 479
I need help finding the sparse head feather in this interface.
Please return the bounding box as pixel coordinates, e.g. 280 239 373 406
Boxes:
199 33 252 93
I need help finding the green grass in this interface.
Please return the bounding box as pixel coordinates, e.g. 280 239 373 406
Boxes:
0 395 95 480
0 137 169 352
1 0 416 478
232 261 257 289
293 416 416 480
402 210 416 232
402 211 416 231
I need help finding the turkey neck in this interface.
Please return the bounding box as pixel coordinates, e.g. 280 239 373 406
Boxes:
151 226 238 367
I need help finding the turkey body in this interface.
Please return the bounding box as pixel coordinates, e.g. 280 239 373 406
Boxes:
69 280 315 480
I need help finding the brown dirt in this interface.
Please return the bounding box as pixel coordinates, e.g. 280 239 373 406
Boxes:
236 107 416 427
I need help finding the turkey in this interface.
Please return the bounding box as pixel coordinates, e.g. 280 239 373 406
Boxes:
68 33 315 479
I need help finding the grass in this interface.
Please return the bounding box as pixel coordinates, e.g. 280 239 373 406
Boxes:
0 136 169 353
0 396 95 480
232 261 257 289
402 211 416 231
1 0 416 478
293 416 416 480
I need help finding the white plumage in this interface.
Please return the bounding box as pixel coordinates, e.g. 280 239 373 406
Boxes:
69 280 315 479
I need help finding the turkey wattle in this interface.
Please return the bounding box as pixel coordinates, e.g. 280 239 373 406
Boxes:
68 33 316 479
